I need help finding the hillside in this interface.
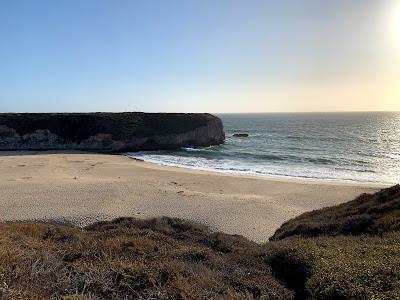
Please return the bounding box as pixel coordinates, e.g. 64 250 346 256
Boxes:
266 185 400 299
270 184 400 241
0 217 291 300
1 186 400 299
264 232 400 299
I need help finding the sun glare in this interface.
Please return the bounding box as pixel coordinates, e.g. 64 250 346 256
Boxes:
388 1 400 49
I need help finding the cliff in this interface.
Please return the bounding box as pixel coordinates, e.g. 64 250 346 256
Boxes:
0 112 225 152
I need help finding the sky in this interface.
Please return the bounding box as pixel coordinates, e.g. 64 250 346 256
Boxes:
0 0 399 113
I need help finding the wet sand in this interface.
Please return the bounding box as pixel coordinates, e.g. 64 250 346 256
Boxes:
0 151 386 242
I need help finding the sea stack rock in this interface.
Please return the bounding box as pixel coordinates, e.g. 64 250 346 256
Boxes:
233 133 249 137
0 113 225 152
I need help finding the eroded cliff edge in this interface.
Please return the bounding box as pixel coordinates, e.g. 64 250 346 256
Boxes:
0 112 225 152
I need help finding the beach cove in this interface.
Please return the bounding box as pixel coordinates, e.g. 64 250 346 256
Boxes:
0 151 385 242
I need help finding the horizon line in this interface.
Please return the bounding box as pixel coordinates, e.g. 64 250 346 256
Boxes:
1 110 399 114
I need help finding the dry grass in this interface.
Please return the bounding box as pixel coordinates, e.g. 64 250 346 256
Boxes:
265 185 400 299
264 233 400 300
270 185 400 241
0 217 291 300
2 186 400 299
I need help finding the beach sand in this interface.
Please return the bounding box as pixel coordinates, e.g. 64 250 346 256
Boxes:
0 151 386 242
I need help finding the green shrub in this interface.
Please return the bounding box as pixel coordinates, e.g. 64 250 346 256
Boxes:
264 233 400 299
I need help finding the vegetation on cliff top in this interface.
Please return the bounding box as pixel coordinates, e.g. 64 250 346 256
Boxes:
1 186 400 299
0 113 221 142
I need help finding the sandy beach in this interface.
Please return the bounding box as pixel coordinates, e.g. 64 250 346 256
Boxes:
0 151 386 242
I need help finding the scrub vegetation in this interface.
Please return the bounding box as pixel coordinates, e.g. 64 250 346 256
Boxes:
270 185 400 241
1 186 399 299
0 112 218 141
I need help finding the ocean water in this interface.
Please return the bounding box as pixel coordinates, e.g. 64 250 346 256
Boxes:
127 112 400 184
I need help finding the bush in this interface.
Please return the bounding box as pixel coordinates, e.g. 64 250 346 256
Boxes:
0 218 292 300
264 233 400 299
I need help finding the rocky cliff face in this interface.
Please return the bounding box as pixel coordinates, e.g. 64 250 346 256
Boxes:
0 113 225 152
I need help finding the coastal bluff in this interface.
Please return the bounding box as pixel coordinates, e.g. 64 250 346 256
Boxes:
0 112 225 152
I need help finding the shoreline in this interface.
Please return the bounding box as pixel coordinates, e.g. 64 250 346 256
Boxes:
0 151 388 242
125 154 390 188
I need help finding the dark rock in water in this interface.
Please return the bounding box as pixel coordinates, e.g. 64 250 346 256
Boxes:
233 133 249 137
0 112 225 152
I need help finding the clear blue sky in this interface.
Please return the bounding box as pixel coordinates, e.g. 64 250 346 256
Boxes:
1 0 399 113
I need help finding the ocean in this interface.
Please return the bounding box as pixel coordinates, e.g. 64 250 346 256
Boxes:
127 112 400 184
